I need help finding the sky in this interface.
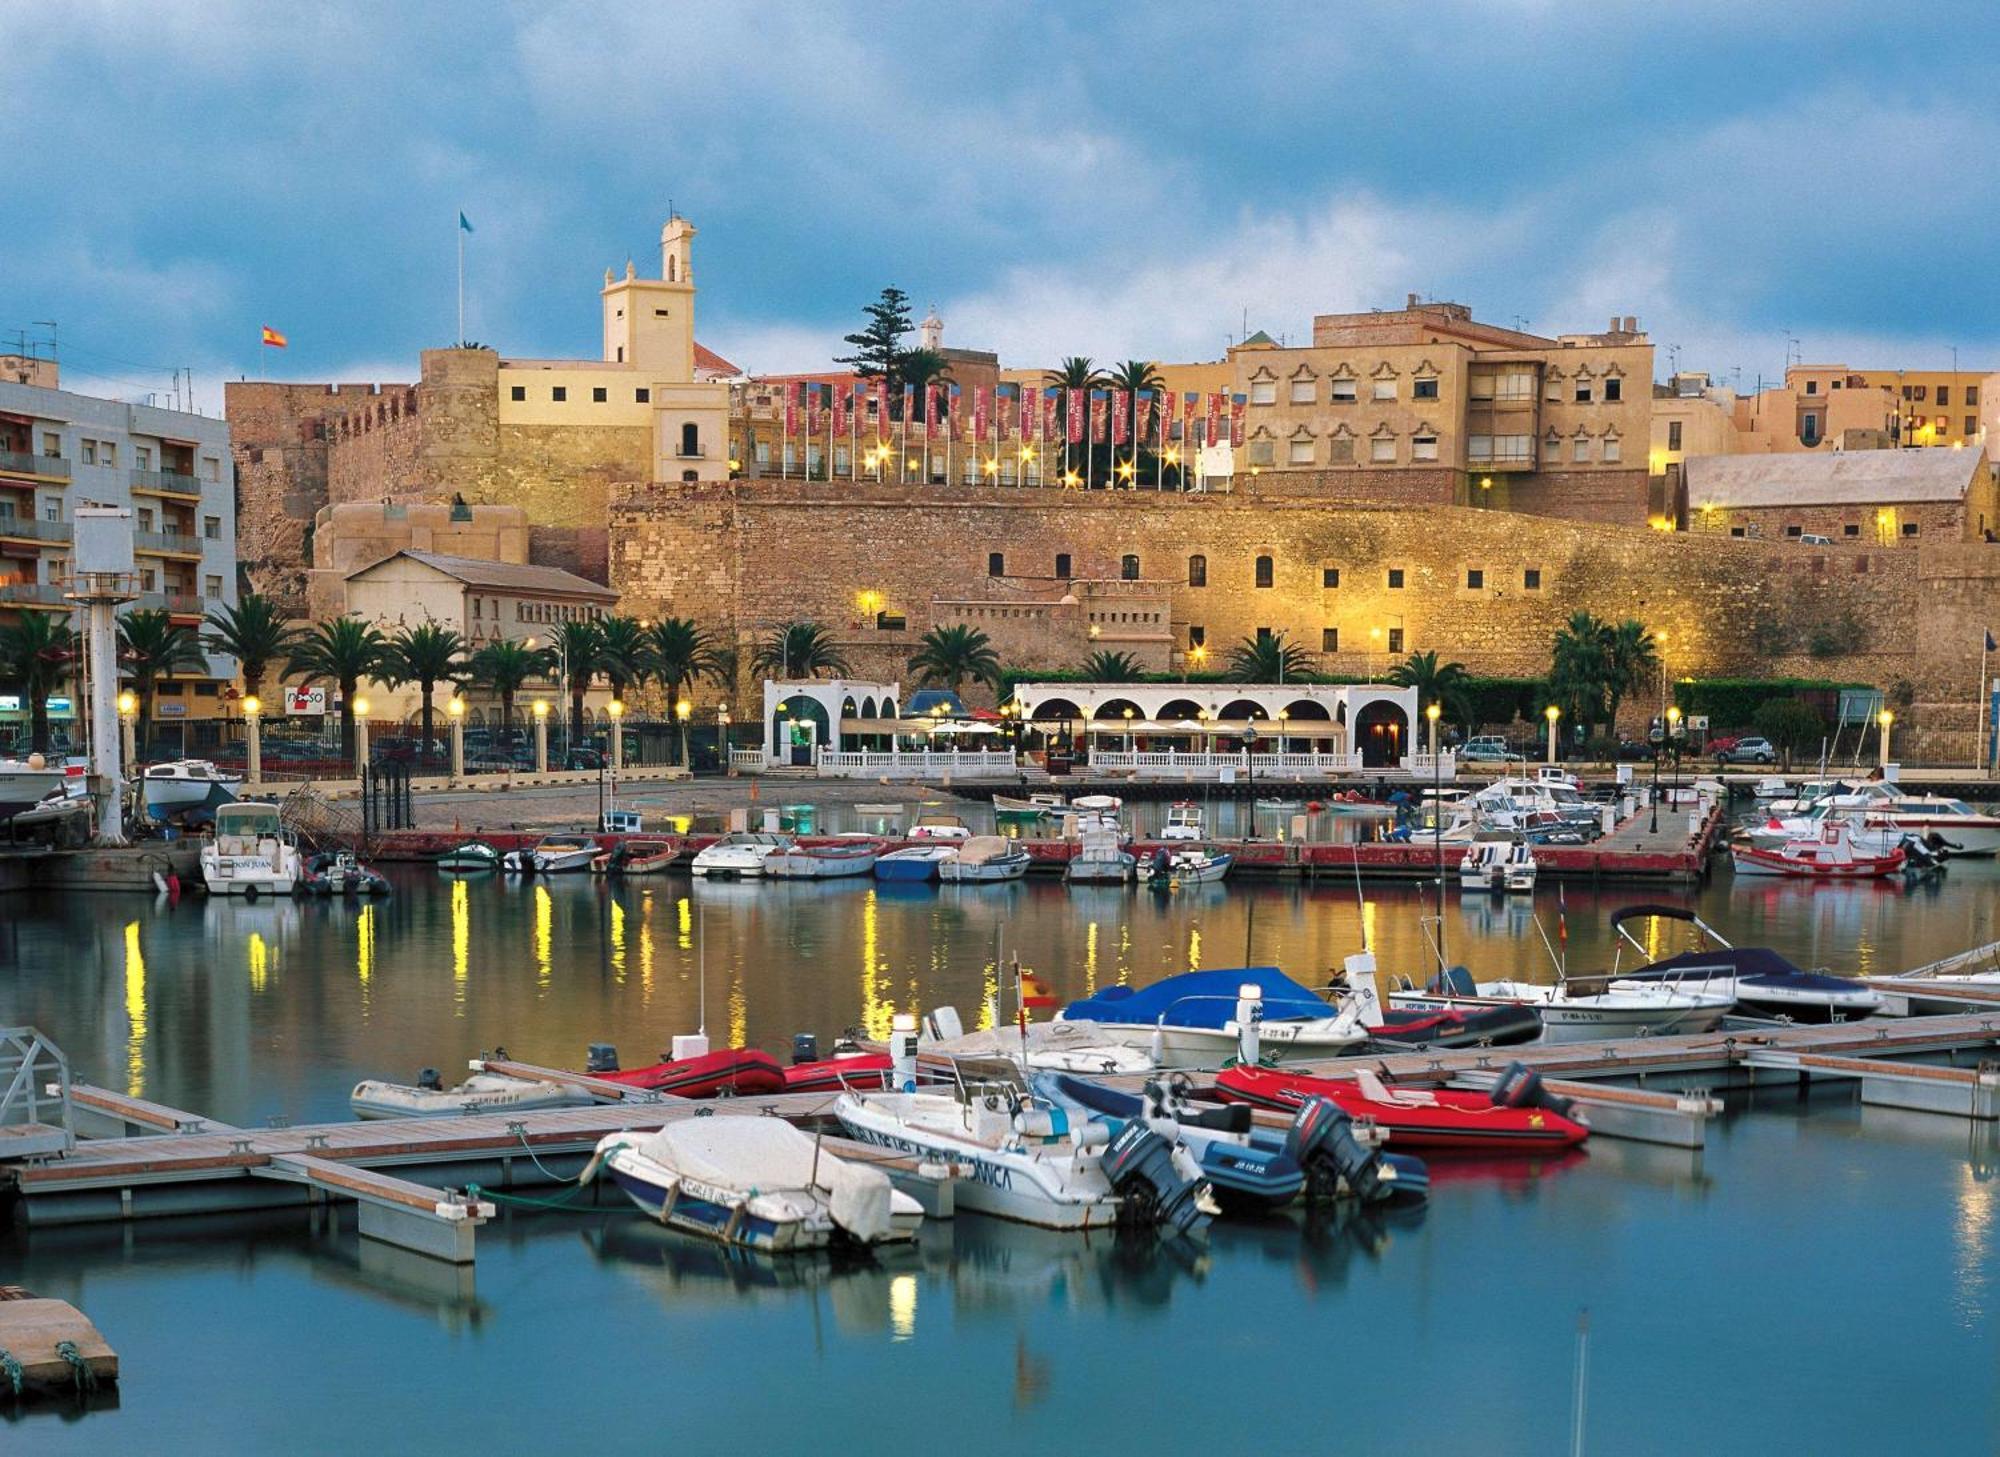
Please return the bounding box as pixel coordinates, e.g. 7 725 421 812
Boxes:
3 1 1998 413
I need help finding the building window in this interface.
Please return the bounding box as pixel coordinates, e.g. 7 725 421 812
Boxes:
140 569 156 591
1914 385 1929 402
1055 552 1071 579
592 387 607 403
81 440 96 465
1413 377 1439 400
509 385 525 401
472 597 481 619
1387 628 1404 654
137 508 154 531
204 574 222 600
1254 555 1274 589
1785 524 1803 537
1322 627 1339 652
1287 437 1315 465
1602 436 1622 463
1322 567 1340 589
1370 436 1396 463
1467 434 1492 461
636 388 650 403
681 422 700 457
1805 379 1819 395
1412 434 1438 461
1288 377 1316 404
551 386 567 402
1387 568 1405 589
1844 523 1860 537
1575 382 1593 404
1970 417 1980 437
1937 386 1951 408
1188 554 1207 587
1668 421 1683 451
1543 432 1561 462
1257 626 1274 644
136 445 152 470
1329 435 1355 463
1524 568 1542 589
1249 379 1277 405
1120 554 1140 580
1372 378 1397 402
988 552 1005 577
1729 526 1746 538
1603 377 1623 402
1330 378 1358 403
41 432 60 458
1466 568 1484 589
1571 436 1591 463
1968 386 1981 407
1903 522 1919 537
204 516 220 539
1188 625 1205 647
101 442 116 467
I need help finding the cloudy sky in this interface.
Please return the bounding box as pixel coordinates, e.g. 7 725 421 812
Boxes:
3 2 1995 410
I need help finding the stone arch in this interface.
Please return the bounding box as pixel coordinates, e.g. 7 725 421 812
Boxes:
1092 697 1145 722
1353 700 1408 767
1216 697 1266 726
1156 697 1204 723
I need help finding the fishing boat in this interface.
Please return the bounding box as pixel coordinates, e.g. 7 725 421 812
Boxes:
596 837 680 875
938 835 1031 883
874 844 957 882
766 840 881 879
436 841 501 873
1065 824 1135 884
1603 905 1884 1022
1142 846 1232 888
199 802 301 897
1056 967 1369 1068
139 758 240 819
501 834 600 875
1160 802 1205 841
351 1068 597 1119
583 1116 923 1250
301 850 391 897
1215 1062 1589 1154
689 831 793 878
832 1067 1214 1234
1730 820 1905 878
907 813 972 841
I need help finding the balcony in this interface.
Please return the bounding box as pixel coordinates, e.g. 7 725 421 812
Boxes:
133 529 204 560
0 449 71 485
129 469 204 501
0 518 72 545
136 590 207 620
0 582 70 610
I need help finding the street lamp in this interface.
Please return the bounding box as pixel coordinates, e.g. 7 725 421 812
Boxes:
243 694 263 790
447 695 466 780
1878 708 1894 770
1242 720 1259 841
352 695 372 777
532 697 550 774
1122 704 1134 753
607 697 625 777
1666 705 1683 815
117 688 138 769
676 696 693 770
1545 703 1562 765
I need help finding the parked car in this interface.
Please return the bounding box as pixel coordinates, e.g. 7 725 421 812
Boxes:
1615 737 1659 761
1460 736 1514 762
564 748 605 770
1798 534 1833 546
1715 736 1776 765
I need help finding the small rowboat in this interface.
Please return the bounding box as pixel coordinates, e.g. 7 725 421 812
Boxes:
595 837 679 875
1730 821 1905 879
1216 1063 1588 1154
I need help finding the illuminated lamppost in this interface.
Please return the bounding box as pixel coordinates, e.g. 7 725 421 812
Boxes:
676 696 693 770
1427 700 1444 971
1666 705 1683 815
532 698 549 774
1242 719 1259 842
1878 708 1895 770
1545 703 1562 765
447 695 466 781
352 695 371 778
718 701 732 774
117 689 137 776
607 697 625 781
243 694 263 790
1122 704 1135 754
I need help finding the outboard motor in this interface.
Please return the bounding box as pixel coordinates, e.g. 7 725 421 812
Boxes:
416 1067 443 1092
584 1043 620 1075
792 1032 820 1066
1490 1061 1575 1119
1342 952 1384 1027
1101 1119 1213 1237
1234 983 1264 1065
1285 1094 1393 1203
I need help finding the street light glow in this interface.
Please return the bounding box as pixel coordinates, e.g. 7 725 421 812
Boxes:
532 699 549 719
447 697 465 719
352 695 370 717
242 695 261 718
117 689 137 716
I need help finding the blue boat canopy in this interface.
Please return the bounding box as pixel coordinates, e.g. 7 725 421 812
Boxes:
1636 946 1854 991
1061 967 1331 1030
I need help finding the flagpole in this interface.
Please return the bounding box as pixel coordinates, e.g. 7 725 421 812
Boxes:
456 216 464 346
1979 633 1990 773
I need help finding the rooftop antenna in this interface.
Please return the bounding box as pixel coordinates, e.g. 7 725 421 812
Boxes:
1667 343 1681 374
33 320 57 361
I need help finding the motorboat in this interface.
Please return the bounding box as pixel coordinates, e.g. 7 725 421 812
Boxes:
832 1066 1214 1234
1737 808 1903 856
689 831 792 878
199 802 301 897
1057 967 1369 1068
1459 841 1506 891
1604 904 1883 1023
1143 846 1232 888
583 1115 922 1250
993 792 1068 829
301 850 390 897
1758 782 2000 856
583 1042 788 1097
782 1049 896 1093
1215 1062 1589 1155
938 835 1031 883
1160 802 1205 841
907 813 972 841
1367 1001 1545 1049
874 844 958 882
1730 820 1905 878
1500 840 1538 893
139 758 241 820
1065 794 1126 836
1451 975 1733 1043
502 834 601 875
1751 775 1790 802
596 837 680 875
436 841 501 873
766 840 881 879
1065 824 1135 884
351 1068 597 1119
919 1008 1162 1077
1439 776 1603 844
0 754 84 824
1876 939 2000 1016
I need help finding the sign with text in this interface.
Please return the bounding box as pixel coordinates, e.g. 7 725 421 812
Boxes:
287 686 329 716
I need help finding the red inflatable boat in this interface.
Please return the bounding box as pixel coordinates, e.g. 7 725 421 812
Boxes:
1215 1064 1588 1153
783 1052 896 1093
594 1048 786 1098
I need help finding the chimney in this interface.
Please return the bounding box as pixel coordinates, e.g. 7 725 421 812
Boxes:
1624 315 1638 334
1407 292 1421 310
1609 316 1620 333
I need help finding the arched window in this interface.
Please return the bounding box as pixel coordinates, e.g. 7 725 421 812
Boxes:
1121 554 1140 581
680 421 700 457
681 469 698 482
1187 554 1207 587
1255 555 1274 589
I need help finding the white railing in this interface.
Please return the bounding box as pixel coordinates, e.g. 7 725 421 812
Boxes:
815 749 1020 779
727 748 766 769
1087 749 1366 779
1402 752 1459 780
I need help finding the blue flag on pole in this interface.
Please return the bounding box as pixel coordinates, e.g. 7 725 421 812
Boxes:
459 211 474 234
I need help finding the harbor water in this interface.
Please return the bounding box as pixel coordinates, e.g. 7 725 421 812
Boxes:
6 858 2000 1453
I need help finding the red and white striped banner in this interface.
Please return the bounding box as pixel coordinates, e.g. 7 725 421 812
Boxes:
1112 389 1131 446
973 385 989 444
784 382 801 438
1066 389 1084 443
1155 390 1174 446
923 384 939 441
1229 392 1246 446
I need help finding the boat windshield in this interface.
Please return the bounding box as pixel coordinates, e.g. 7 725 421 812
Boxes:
216 805 281 836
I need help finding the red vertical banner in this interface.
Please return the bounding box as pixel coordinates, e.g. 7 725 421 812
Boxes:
806 382 823 438
831 382 848 439
1041 388 1057 445
1090 390 1109 443
1066 388 1084 443
1156 389 1174 447
784 382 801 437
1205 391 1223 446
1112 388 1131 446
973 385 989 445
948 384 962 441
1022 385 1037 441
924 384 939 441
1229 392 1246 447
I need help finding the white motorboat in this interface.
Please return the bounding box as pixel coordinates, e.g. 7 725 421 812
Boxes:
766 840 880 879
1065 823 1135 884
919 1008 1162 1077
1160 802 1205 841
1500 840 1538 893
874 844 959 882
140 758 241 817
1605 904 1884 1023
1056 968 1370 1068
993 792 1068 826
0 754 84 824
938 835 1031 883
502 833 601 874
1459 841 1506 891
199 802 301 897
1141 847 1232 886
1758 781 2000 856
583 1116 922 1251
1738 808 1903 856
689 831 793 878
1751 775 1790 802
833 1072 1213 1234
1464 978 1733 1043
1066 794 1126 835
908 813 972 841
1876 939 2000 1016
350 1068 596 1119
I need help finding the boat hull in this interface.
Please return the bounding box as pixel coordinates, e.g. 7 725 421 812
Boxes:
1217 1067 1588 1153
604 1161 824 1251
767 848 879 879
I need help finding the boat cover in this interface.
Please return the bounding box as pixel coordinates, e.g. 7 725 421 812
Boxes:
634 1117 894 1243
955 836 1015 865
1062 967 1330 1030
1634 946 1857 991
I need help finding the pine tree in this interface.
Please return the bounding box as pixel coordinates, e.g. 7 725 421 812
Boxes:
836 287 914 389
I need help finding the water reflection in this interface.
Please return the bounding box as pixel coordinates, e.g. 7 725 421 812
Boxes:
122 920 146 1097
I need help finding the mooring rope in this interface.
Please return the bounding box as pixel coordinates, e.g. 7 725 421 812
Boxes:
53 1339 96 1394
0 1347 22 1400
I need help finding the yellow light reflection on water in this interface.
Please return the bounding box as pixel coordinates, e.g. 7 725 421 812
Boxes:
860 890 891 1040
248 931 270 995
122 921 147 1097
728 965 747 1049
1955 1165 1994 1328
676 895 693 952
977 954 999 1032
611 898 627 984
1084 921 1100 994
640 892 656 1003
451 878 470 1014
356 904 376 1013
1188 926 1202 970
534 885 553 989
1361 898 1379 959
1117 920 1132 984
889 1273 917 1341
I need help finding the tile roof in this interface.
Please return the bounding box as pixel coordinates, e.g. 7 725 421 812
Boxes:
694 341 742 377
349 550 618 599
1685 448 1984 508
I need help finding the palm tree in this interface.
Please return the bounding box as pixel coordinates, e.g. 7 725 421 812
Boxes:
597 615 651 701
1603 620 1659 735
1106 359 1166 398
1225 632 1313 684
908 624 1001 696
0 612 76 754
553 619 607 742
118 609 210 760
383 622 465 763
643 617 726 707
1077 649 1144 682
1045 357 1106 390
752 620 851 680
466 638 553 743
1387 649 1474 735
1548 611 1612 742
896 347 954 395
286 616 391 763
202 593 297 702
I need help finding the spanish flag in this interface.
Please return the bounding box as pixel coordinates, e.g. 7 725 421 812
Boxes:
1020 970 1057 1010
261 326 288 348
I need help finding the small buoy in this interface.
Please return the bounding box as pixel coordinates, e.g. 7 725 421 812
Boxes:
166 871 182 904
